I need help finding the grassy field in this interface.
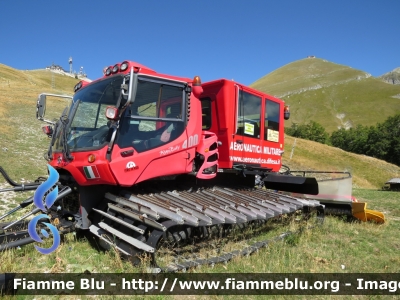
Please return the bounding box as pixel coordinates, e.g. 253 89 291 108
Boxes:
6 188 399 274
1 64 400 299
1 189 399 299
282 135 400 189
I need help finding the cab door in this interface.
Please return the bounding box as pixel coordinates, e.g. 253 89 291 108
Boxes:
262 98 284 172
231 87 263 167
109 77 190 186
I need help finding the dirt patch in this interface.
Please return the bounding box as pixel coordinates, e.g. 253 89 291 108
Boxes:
0 182 17 211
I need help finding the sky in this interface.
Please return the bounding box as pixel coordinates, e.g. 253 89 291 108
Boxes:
1 0 399 85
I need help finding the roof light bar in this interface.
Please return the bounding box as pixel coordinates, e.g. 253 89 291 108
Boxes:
103 61 144 76
112 64 120 74
105 66 113 76
120 61 129 71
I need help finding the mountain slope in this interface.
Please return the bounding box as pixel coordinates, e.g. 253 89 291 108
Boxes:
250 58 400 132
0 64 79 182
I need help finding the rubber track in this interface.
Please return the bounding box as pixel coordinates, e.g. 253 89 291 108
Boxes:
97 186 324 273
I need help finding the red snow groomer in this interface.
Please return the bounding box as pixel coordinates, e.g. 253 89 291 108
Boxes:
4 60 367 271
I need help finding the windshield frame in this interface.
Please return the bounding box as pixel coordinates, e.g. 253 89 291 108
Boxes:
115 75 188 152
52 75 126 154
127 75 187 122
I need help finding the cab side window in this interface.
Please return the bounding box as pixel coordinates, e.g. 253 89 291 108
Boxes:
264 99 280 142
117 78 186 151
236 90 261 139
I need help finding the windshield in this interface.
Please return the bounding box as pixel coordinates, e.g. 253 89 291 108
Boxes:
53 75 124 152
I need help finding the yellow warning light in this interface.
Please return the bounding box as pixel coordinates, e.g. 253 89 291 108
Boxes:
88 154 96 163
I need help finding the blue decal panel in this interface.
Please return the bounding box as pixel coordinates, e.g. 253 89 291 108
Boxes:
28 165 61 255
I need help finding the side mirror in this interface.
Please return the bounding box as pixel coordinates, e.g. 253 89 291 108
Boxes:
35 93 72 125
36 94 46 119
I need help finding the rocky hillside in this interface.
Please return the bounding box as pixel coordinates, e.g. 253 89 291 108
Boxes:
379 67 400 85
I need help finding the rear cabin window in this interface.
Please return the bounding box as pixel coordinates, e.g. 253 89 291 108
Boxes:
200 98 211 130
236 90 261 139
264 99 280 142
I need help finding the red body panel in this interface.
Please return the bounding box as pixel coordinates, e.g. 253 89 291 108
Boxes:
201 79 285 172
109 136 193 187
50 147 118 186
